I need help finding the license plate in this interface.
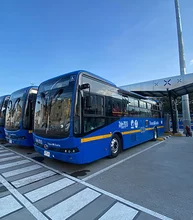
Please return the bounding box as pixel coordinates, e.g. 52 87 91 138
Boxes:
44 150 50 157
9 139 12 144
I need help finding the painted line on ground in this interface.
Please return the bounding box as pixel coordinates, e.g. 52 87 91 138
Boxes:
25 178 74 202
0 155 21 162
0 144 173 220
0 159 30 170
11 170 56 188
98 202 138 220
44 188 101 220
2 164 42 178
0 149 10 153
83 141 164 181
0 174 48 220
0 195 22 218
0 152 15 157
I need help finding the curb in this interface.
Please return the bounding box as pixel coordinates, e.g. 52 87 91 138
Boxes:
157 135 171 141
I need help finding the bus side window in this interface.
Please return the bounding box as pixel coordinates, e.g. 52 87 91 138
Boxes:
84 117 105 133
122 97 129 116
83 94 105 133
84 93 104 116
106 98 113 116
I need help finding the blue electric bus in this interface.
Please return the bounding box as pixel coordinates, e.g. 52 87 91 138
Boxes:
33 70 164 164
5 86 38 146
0 95 10 140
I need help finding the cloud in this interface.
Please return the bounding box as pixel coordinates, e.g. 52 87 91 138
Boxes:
190 59 193 66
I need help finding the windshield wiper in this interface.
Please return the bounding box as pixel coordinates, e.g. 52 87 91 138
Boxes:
7 100 12 110
49 88 63 107
12 98 20 115
53 88 63 100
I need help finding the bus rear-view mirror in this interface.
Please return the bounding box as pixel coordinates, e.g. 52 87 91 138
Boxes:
80 83 90 90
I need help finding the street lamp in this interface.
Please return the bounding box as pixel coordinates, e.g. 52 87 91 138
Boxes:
174 0 191 131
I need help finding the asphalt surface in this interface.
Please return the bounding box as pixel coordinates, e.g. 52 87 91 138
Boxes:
1 139 165 179
1 135 192 219
0 143 167 220
87 136 193 220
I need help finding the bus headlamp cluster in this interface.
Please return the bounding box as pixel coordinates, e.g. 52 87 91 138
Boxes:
63 148 79 153
34 141 79 154
6 134 26 140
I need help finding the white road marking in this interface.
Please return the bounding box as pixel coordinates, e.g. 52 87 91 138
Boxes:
11 170 56 188
0 155 21 162
81 181 173 220
0 195 22 218
99 202 138 220
0 152 15 158
25 178 74 202
0 159 30 170
2 164 42 178
0 143 173 220
0 149 9 153
0 175 48 220
44 188 101 220
83 141 163 181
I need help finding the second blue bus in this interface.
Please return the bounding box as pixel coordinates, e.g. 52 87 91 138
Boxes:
5 86 37 146
0 95 10 140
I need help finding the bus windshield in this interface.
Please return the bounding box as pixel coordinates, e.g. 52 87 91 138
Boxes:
0 96 9 127
0 97 4 126
5 91 25 131
34 75 76 138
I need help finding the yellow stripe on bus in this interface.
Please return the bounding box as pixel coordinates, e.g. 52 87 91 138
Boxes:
81 133 112 143
146 128 154 131
122 130 141 135
81 126 164 143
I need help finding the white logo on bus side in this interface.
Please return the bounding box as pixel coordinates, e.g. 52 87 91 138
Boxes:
131 120 134 129
119 121 128 129
135 120 138 128
149 121 159 126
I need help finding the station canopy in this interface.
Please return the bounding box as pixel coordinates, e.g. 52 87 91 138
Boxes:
120 73 193 98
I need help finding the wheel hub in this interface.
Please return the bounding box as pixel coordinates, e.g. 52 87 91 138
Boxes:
111 138 119 154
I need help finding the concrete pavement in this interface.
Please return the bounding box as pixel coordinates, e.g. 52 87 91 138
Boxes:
0 144 172 220
87 136 193 220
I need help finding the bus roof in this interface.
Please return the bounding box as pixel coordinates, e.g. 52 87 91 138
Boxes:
81 70 117 87
39 70 117 87
0 95 10 99
10 86 38 96
38 70 158 104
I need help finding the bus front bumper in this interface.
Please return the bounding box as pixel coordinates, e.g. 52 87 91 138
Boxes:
5 131 34 147
34 145 83 164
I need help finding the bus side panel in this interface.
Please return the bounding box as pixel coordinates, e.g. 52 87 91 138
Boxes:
33 117 164 164
122 117 164 150
81 138 111 164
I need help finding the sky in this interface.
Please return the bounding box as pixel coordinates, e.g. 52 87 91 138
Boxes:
0 0 193 95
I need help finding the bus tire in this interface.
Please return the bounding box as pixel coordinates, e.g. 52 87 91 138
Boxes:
109 134 121 158
152 128 158 141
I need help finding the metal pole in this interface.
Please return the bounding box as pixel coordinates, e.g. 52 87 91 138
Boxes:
174 99 179 132
174 0 191 132
168 90 177 134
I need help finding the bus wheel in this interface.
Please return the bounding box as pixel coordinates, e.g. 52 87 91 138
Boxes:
109 134 121 158
152 128 158 141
